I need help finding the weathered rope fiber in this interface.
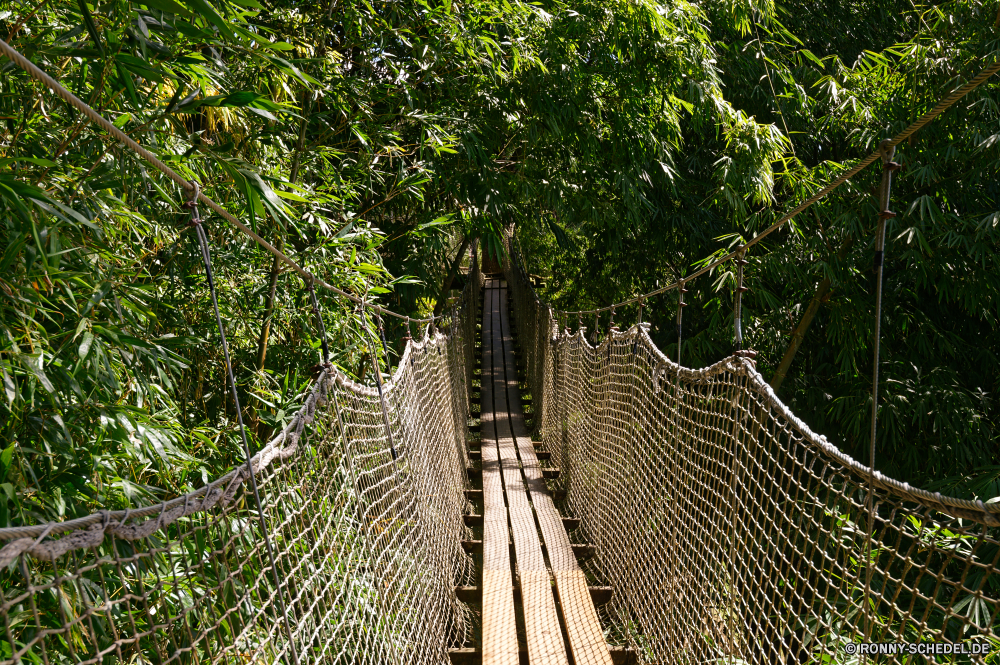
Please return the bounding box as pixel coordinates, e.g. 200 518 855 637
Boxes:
0 264 482 665
506 246 1000 663
0 368 334 564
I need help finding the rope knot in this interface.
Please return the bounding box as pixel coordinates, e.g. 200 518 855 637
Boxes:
878 138 896 164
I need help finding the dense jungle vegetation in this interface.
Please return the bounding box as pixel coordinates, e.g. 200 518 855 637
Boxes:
0 0 998 530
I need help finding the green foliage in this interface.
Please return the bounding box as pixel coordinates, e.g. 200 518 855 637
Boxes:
517 0 1000 492
1 0 999 656
1 0 998 620
0 0 395 527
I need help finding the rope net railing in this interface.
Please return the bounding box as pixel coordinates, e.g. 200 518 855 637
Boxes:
0 262 483 665
504 248 1000 663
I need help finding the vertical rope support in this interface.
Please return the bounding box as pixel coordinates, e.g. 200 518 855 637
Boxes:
185 187 300 665
864 139 899 644
608 306 616 362
734 249 748 352
633 298 644 355
377 313 393 361
361 304 399 461
677 280 687 366
307 280 330 364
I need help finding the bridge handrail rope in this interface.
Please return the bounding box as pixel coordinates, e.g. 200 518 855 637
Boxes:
5 25 1000 665
539 57 1000 317
505 230 1000 527
0 260 480 546
0 37 444 325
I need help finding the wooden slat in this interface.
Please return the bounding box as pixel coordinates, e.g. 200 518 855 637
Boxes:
496 287 614 665
492 283 568 665
481 281 519 665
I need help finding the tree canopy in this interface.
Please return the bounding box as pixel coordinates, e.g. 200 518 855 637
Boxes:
1 0 998 531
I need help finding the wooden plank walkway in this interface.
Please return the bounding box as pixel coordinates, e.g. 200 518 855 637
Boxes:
481 283 519 664
480 278 613 665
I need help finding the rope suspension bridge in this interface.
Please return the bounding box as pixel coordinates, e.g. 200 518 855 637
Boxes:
2 38 1000 665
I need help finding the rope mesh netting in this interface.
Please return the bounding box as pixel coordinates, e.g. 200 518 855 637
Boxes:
505 250 1000 664
0 265 482 665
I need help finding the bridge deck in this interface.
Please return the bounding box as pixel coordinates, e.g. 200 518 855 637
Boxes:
480 278 612 665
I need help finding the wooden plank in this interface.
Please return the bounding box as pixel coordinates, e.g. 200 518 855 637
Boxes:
493 284 569 665
481 281 519 665
455 585 611 605
497 287 613 665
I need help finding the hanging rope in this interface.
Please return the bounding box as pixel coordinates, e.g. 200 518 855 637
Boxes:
732 251 757 361
863 139 899 643
733 249 746 352
676 280 687 366
632 298 644 354
361 302 399 460
307 280 331 365
185 184 301 665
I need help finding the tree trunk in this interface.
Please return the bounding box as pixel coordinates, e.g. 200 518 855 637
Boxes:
770 239 853 393
433 235 472 317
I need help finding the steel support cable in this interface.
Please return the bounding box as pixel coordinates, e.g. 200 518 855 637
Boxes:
676 281 686 366
0 37 442 325
186 190 301 665
542 58 1000 317
734 249 746 351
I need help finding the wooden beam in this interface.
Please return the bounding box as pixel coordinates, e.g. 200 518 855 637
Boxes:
607 648 637 665
588 587 612 606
